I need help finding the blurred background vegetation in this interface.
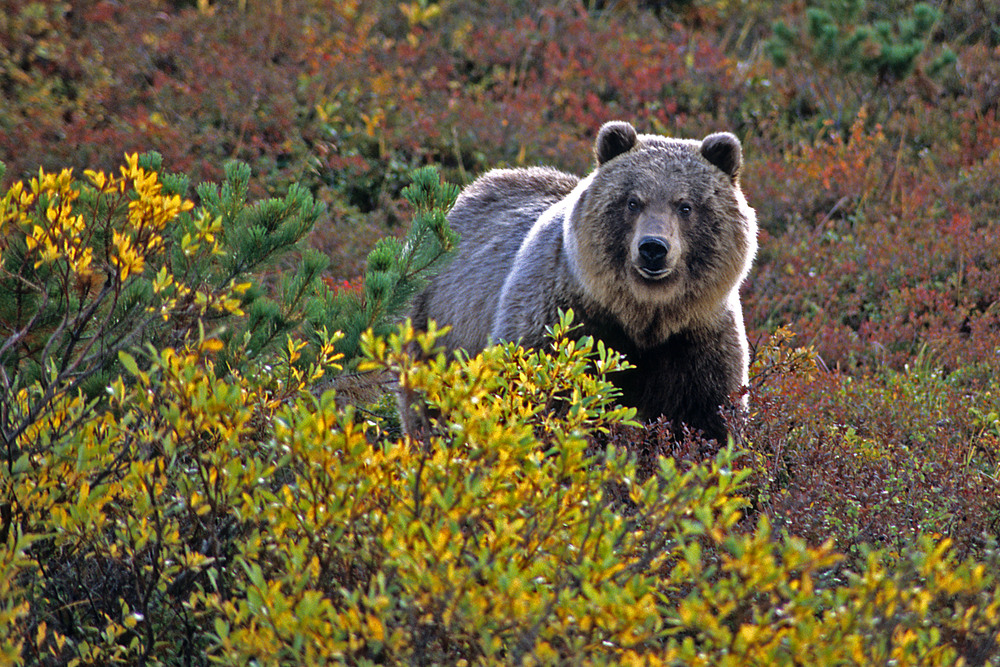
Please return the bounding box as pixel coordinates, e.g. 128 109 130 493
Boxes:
2 0 1000 663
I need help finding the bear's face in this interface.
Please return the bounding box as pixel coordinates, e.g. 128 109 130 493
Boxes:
566 121 757 341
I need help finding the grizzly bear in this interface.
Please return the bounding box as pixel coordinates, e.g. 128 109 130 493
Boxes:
407 121 757 442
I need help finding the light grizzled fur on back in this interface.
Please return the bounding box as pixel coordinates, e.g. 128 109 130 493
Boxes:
409 167 578 351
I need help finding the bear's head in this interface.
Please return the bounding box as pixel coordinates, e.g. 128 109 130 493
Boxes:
564 120 757 346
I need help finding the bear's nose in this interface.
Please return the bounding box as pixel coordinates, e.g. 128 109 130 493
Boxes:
638 236 670 267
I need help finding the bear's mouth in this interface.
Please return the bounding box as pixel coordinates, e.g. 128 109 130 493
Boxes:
634 265 675 281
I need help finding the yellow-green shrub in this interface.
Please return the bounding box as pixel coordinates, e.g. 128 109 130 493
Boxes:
2 158 998 666
5 310 1000 665
195 316 733 665
198 318 1000 666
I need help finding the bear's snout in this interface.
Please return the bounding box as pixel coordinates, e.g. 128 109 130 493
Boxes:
639 236 670 272
630 208 682 280
638 236 669 265
634 235 675 278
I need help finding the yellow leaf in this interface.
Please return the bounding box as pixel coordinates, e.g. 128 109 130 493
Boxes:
200 338 224 353
366 615 385 642
738 623 759 645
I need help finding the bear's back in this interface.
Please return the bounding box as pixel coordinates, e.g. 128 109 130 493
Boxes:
410 167 579 351
447 167 578 243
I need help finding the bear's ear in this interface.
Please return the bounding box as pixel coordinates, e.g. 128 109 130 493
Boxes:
701 132 742 180
595 121 639 165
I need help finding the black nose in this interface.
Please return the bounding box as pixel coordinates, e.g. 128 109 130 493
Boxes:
638 236 669 268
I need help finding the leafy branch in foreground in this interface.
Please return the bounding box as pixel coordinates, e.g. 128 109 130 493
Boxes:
0 152 334 484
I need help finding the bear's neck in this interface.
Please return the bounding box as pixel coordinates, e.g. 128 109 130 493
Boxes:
561 281 732 352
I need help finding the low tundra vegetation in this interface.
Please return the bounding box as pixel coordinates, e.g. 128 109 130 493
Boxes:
0 155 998 665
2 0 1000 664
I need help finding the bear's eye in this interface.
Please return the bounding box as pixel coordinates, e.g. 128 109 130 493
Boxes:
677 202 693 216
626 196 642 212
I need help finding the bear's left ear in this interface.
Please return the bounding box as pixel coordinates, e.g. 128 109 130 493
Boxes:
701 132 742 180
595 121 639 165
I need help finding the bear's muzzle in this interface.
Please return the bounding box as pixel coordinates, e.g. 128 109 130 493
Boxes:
637 236 671 277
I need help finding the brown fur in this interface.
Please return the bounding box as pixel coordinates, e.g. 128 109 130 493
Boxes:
406 121 757 441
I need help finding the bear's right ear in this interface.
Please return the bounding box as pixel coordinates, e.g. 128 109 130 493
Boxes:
595 121 638 165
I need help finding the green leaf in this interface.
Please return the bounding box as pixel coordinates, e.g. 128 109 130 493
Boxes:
118 350 139 376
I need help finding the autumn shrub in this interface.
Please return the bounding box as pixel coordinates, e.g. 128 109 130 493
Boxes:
2 154 997 665
3 299 999 664
0 150 343 661
0 151 332 438
3 0 1000 663
739 329 1000 570
0 152 461 663
0 1 317 191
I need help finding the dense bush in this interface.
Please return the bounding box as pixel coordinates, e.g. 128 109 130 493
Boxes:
1 153 997 666
3 0 1000 663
